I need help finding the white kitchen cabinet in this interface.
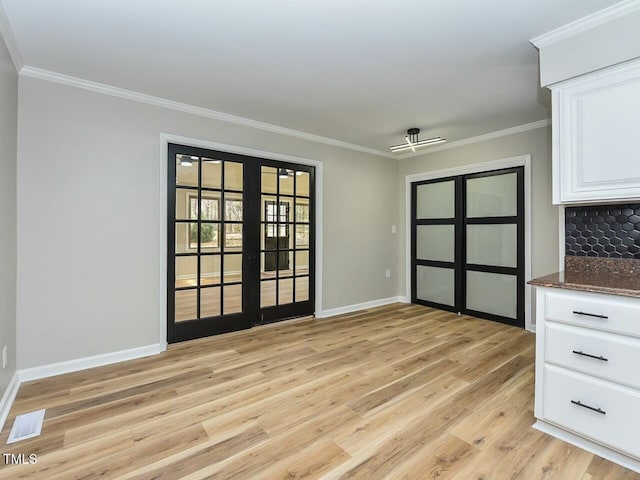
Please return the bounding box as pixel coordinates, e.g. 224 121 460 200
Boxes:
533 287 640 473
551 59 640 204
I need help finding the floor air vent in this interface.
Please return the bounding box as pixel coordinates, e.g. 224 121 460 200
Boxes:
7 409 46 444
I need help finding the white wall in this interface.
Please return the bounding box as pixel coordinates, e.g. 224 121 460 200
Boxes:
397 127 558 319
17 76 399 369
0 34 17 393
538 11 640 86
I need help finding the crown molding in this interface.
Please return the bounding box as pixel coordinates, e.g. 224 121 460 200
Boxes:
530 0 640 49
20 66 395 159
547 55 640 89
0 1 23 70
396 119 551 160
19 65 551 162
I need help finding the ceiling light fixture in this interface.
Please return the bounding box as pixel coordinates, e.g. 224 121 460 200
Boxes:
390 128 446 153
278 168 290 178
179 155 199 167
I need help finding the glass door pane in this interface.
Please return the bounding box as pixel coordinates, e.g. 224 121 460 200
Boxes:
416 266 455 306
466 173 517 218
416 180 455 219
466 224 517 268
466 271 517 319
172 157 244 321
416 225 455 262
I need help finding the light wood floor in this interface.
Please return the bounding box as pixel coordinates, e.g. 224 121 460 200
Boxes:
1 304 638 479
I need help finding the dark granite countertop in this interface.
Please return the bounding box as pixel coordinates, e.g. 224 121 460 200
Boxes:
528 257 640 298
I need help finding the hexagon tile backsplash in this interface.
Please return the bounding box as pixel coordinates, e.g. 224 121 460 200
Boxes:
566 204 640 259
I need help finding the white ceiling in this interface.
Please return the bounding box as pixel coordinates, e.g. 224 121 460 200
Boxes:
2 0 618 154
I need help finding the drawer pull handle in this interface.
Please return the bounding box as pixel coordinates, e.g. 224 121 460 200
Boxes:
571 400 606 415
572 350 608 362
573 310 609 320
572 310 608 319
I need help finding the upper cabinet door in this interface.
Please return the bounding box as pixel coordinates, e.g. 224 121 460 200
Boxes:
552 60 640 204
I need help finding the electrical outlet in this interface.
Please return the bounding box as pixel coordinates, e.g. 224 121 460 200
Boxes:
385 269 391 278
2 345 7 369
391 225 397 234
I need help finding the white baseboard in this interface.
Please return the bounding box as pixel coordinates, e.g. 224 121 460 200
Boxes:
318 296 407 319
0 372 20 432
527 324 537 334
533 420 640 473
18 344 163 383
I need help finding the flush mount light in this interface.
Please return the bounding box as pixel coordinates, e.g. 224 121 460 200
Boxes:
390 128 446 153
203 158 221 164
278 168 291 178
179 155 199 167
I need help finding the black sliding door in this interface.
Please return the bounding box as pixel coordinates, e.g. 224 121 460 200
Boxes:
411 167 524 328
411 176 461 313
168 144 315 343
463 168 524 326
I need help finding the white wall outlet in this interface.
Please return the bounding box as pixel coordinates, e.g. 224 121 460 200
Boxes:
391 225 397 234
385 269 391 278
2 345 7 369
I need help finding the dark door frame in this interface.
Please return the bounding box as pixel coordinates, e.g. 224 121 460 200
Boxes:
410 166 526 328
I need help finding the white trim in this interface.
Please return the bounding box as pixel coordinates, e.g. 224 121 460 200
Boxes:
18 66 554 163
523 156 533 331
159 137 168 351
0 1 23 71
0 372 20 432
4 344 163 418
18 66 555 163
403 155 532 189
558 206 566 271
20 66 393 159
318 296 406 319
396 120 550 160
404 155 534 331
551 87 562 204
548 54 640 91
18 344 162 383
530 0 640 49
533 420 640 473
159 134 324 338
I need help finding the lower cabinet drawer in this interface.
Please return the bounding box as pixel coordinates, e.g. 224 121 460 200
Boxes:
546 322 640 389
543 364 640 459
545 290 640 338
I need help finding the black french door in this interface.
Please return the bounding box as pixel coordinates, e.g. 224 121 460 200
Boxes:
411 167 524 328
167 144 315 343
